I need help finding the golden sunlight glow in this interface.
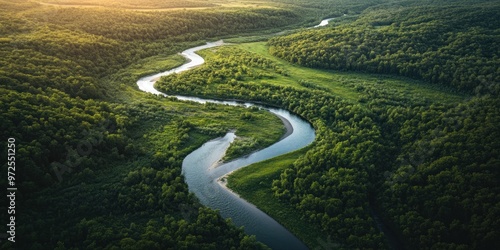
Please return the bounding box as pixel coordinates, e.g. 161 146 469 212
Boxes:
35 0 275 10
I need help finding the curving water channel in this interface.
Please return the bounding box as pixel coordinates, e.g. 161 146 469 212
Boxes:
136 18 343 249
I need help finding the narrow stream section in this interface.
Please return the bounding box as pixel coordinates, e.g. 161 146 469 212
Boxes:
136 18 344 249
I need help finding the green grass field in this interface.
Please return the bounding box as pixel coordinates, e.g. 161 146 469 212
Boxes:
233 42 467 103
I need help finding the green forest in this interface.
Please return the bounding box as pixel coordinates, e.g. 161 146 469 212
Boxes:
1 0 499 249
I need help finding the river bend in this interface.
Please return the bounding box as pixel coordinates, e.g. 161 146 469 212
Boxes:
136 17 340 249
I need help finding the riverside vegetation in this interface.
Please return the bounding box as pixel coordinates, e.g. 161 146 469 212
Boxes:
0 0 340 248
156 0 500 249
1 0 499 249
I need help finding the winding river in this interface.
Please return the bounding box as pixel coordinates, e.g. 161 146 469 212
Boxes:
136 18 340 249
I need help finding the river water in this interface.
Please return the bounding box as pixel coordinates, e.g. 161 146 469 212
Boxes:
137 48 315 248
136 18 343 249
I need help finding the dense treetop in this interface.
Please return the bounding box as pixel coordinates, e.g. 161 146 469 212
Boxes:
157 30 499 249
268 1 500 95
1 0 499 249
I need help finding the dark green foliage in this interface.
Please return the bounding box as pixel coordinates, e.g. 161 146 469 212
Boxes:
0 87 131 192
0 1 308 249
2 0 499 249
378 97 500 249
268 2 500 95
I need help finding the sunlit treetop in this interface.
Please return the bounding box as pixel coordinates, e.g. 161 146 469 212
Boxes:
33 0 279 10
